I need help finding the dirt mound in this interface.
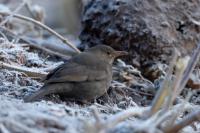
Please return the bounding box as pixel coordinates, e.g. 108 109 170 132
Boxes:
80 0 200 70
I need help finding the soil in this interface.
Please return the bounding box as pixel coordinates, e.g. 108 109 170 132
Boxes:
80 0 200 80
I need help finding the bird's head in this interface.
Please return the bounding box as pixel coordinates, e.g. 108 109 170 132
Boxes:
87 45 128 64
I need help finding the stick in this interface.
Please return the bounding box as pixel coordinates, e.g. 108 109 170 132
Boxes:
0 27 73 59
105 107 149 129
149 48 178 117
164 110 200 133
0 0 27 26
0 12 81 53
0 124 10 133
178 43 200 96
0 61 47 78
25 40 71 60
0 119 37 133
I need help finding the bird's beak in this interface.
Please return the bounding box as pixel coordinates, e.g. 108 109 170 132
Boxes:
114 51 128 57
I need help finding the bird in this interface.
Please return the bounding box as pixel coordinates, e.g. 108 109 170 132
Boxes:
24 45 128 102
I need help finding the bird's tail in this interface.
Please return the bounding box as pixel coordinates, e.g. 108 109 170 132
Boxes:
23 85 56 102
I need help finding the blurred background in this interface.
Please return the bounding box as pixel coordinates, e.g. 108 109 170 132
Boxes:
0 0 87 37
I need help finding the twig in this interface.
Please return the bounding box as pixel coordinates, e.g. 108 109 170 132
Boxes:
0 124 10 133
154 93 191 131
24 1 39 20
22 36 77 56
1 119 37 133
132 110 166 133
148 42 200 118
0 30 8 41
148 48 179 117
90 107 105 133
0 27 73 59
93 103 121 112
105 107 149 129
138 103 182 132
138 72 154 87
0 0 27 26
153 104 184 129
0 12 81 53
164 110 200 133
41 62 63 72
91 107 101 124
25 39 71 60
0 61 47 78
90 106 149 133
169 56 190 110
163 92 193 130
186 13 200 27
115 60 155 87
112 80 154 96
178 42 200 96
0 26 17 41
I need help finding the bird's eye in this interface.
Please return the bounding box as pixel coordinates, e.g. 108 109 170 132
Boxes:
107 51 110 55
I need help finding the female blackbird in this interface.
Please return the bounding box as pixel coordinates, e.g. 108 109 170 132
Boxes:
24 45 128 102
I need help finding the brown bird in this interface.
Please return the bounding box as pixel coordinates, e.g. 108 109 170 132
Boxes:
24 45 128 102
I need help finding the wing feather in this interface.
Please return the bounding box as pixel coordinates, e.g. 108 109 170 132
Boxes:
44 60 107 84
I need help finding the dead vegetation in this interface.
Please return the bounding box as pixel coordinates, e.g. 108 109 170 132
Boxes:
0 0 199 133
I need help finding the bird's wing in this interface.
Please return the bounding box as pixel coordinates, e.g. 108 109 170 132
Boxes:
44 61 108 84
